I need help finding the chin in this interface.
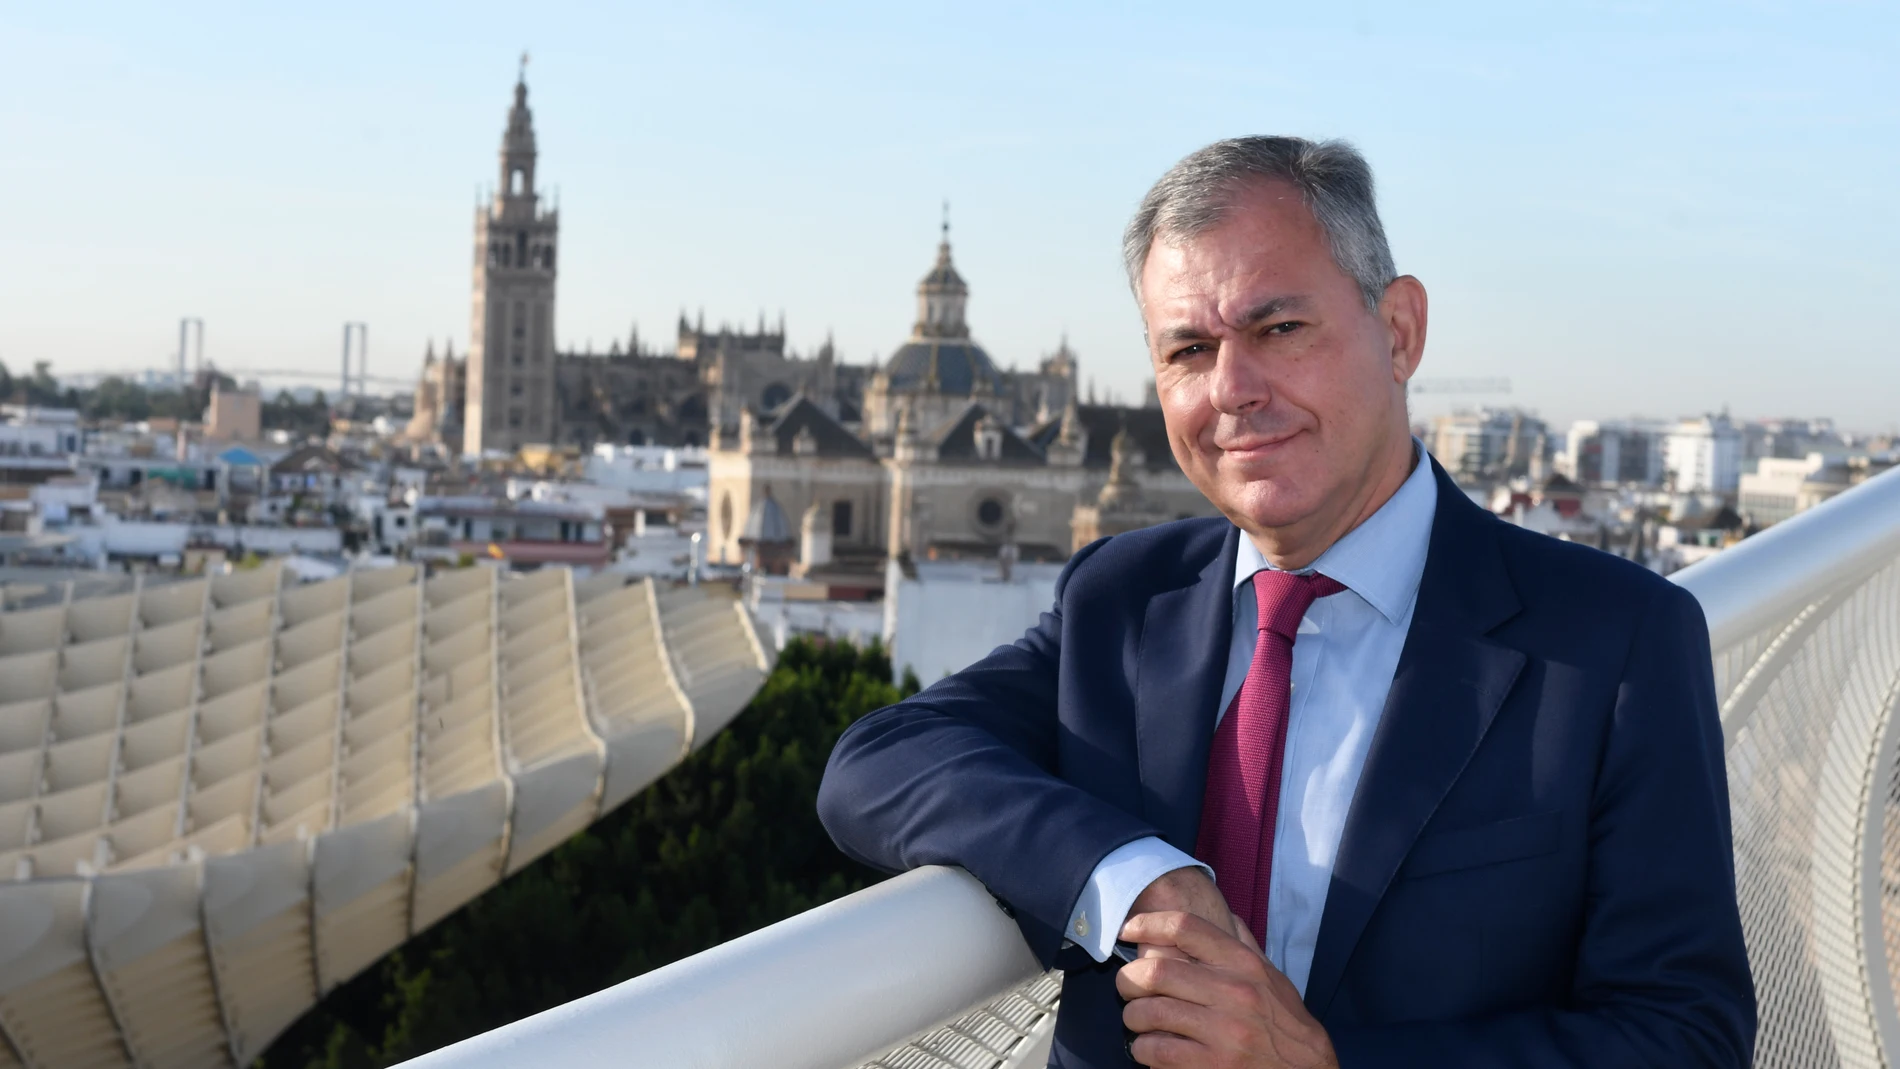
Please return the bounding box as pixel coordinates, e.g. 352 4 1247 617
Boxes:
1216 478 1320 533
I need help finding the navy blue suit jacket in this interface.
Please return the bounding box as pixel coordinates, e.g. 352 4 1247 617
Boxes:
819 463 1755 1067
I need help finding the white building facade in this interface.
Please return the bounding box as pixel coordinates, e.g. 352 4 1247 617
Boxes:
1664 414 1743 494
1557 419 1668 486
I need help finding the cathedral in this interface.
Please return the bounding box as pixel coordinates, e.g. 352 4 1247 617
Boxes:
406 71 1218 565
703 221 1217 575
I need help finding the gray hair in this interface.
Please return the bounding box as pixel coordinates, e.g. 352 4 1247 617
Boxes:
1122 136 1397 311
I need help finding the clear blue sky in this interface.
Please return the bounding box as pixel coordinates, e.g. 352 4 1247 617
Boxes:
2 1 1894 431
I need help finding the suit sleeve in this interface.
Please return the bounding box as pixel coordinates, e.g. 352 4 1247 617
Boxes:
1328 582 1756 1068
817 538 1165 965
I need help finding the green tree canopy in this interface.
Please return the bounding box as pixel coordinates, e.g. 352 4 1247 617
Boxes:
261 635 918 1068
264 390 332 439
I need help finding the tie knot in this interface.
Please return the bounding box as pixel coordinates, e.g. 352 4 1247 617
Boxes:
1250 569 1346 639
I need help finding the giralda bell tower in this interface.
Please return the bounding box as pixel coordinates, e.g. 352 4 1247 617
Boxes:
463 61 558 454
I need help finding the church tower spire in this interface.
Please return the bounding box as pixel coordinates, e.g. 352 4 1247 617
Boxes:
462 59 560 455
913 202 970 340
499 53 538 206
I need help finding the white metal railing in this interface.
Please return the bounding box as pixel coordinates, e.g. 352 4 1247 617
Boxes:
1674 466 1900 654
399 464 1900 1069
393 866 1045 1069
1673 464 1900 1069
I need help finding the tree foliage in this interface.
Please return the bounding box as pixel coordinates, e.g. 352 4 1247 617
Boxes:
75 376 206 422
258 636 918 1068
264 390 332 439
0 358 76 409
0 364 332 438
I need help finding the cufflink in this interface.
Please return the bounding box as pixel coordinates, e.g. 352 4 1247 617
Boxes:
1074 912 1090 938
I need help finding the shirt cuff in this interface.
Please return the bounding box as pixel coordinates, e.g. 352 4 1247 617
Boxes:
1064 837 1212 962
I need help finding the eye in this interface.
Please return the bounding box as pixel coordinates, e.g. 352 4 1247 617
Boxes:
1166 342 1213 363
1265 320 1303 336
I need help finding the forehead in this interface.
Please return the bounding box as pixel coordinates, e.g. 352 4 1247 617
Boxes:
1138 181 1340 326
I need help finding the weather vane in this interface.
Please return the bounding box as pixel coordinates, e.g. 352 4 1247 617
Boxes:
942 198 950 239
519 51 530 81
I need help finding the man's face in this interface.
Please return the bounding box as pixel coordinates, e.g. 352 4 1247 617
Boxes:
1139 180 1418 541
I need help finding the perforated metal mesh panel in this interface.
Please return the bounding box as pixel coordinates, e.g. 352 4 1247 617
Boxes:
857 971 1061 1069
1722 556 1900 1068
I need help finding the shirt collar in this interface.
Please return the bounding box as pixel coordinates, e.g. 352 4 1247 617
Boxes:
1233 439 1439 626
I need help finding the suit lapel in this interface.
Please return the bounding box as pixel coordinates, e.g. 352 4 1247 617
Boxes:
1303 463 1526 1018
1134 524 1241 851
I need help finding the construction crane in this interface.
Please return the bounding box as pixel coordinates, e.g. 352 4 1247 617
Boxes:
1409 377 1511 395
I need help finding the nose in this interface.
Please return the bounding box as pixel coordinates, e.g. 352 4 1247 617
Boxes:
1206 337 1272 417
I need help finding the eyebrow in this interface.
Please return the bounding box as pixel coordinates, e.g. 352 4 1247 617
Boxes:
1153 295 1313 347
1234 295 1311 327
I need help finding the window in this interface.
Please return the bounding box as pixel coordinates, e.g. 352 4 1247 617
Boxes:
974 417 1004 461
832 500 852 537
975 496 1007 530
511 168 524 195
720 492 734 541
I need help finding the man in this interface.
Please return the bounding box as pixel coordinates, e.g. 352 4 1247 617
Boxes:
818 137 1754 1067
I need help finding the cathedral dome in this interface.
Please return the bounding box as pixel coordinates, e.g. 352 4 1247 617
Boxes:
883 340 1004 396
881 216 1002 397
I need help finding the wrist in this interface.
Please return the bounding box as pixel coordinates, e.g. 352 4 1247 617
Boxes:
1131 865 1215 916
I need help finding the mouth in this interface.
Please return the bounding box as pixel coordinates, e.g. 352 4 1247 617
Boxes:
1216 429 1303 463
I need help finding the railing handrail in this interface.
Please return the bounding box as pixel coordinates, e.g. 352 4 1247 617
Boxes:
1672 463 1900 650
394 866 1042 1069
400 464 1900 1069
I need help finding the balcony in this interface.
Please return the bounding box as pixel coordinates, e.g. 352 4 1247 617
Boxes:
399 463 1900 1069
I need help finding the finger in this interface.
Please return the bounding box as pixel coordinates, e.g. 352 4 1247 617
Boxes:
1135 942 1192 962
1121 909 1266 972
1116 954 1259 1011
1232 918 1264 956
1127 1028 1204 1068
1255 953 1309 1008
1123 993 1219 1041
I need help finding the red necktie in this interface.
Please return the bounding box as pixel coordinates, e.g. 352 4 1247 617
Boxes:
1194 569 1346 945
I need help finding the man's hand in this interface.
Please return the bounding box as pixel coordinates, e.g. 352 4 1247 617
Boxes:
1126 867 1253 960
1116 910 1338 1069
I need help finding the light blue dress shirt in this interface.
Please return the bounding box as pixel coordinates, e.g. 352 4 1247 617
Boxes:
1064 445 1438 995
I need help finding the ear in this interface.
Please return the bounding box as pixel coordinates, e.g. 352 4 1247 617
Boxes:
1379 276 1429 385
